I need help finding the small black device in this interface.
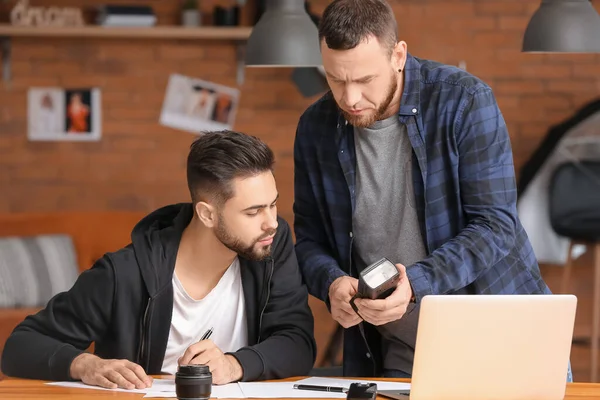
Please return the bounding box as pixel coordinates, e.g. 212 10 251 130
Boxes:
356 258 400 300
346 382 378 400
351 258 400 316
175 364 212 400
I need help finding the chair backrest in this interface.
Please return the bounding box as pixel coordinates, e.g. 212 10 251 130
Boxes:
549 161 600 241
0 211 146 272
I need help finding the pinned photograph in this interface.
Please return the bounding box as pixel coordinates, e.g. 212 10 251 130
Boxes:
159 74 239 134
28 87 101 141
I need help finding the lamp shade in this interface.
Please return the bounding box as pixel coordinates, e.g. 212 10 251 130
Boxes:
245 0 322 67
522 0 600 52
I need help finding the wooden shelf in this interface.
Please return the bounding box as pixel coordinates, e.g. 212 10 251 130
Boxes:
0 24 252 40
0 24 253 84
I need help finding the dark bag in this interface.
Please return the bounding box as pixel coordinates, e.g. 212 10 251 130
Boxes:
549 160 600 241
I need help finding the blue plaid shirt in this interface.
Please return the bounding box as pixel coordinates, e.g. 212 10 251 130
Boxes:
293 53 551 376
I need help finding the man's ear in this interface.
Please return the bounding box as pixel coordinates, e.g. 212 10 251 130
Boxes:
195 201 216 228
393 40 408 73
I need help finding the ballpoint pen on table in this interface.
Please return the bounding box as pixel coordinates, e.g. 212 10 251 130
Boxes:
293 384 349 393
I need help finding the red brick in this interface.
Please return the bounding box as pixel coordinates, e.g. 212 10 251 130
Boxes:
14 166 60 182
424 2 475 18
520 96 570 111
469 60 523 79
97 44 156 62
546 80 597 94
498 16 530 31
473 32 522 47
83 59 128 75
501 106 547 123
520 65 572 79
202 46 237 61
11 42 57 61
519 122 554 141
32 61 82 77
545 54 598 64
475 1 526 15
10 76 61 89
105 106 160 121
495 96 520 110
156 44 206 61
572 65 600 78
449 16 497 31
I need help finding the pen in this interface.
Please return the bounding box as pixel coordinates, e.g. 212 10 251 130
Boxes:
200 327 213 341
293 384 348 393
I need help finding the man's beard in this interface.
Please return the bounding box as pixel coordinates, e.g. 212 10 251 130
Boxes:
341 71 398 128
215 219 276 261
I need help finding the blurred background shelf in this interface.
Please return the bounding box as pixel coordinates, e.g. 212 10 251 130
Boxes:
0 24 252 84
0 24 252 40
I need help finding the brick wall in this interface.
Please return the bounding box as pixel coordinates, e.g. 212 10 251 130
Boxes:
0 0 599 225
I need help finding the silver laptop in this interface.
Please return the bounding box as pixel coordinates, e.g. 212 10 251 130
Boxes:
379 294 577 400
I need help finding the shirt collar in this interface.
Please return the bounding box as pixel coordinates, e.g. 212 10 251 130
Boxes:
398 52 421 116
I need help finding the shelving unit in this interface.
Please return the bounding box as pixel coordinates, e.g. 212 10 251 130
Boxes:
0 24 253 84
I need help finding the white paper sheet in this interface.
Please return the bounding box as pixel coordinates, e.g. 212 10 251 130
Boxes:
46 378 243 398
143 382 246 398
46 378 175 394
47 376 411 398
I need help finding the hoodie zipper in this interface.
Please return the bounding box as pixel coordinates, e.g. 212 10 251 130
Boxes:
138 297 152 370
257 259 274 343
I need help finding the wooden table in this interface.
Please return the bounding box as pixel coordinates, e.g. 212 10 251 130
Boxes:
2 377 600 399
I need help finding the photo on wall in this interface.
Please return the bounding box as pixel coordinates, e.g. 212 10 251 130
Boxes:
159 73 239 134
27 87 102 141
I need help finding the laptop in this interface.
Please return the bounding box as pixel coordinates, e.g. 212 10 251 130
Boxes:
378 294 577 400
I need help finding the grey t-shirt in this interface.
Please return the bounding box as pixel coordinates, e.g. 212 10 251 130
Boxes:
352 114 428 374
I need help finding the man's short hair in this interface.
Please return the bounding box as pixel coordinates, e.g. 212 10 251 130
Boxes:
318 0 398 55
187 130 275 207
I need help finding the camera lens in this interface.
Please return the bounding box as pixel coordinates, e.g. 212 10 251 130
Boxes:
175 364 212 400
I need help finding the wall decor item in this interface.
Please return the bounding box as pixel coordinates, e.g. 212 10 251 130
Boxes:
159 74 239 134
10 0 84 27
181 0 201 27
27 87 102 142
213 5 239 26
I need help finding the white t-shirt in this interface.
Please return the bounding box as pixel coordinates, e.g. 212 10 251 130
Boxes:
161 258 248 375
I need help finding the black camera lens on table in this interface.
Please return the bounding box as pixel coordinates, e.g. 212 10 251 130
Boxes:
175 364 212 400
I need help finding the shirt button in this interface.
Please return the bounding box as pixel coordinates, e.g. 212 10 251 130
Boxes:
412 108 417 113
366 353 371 358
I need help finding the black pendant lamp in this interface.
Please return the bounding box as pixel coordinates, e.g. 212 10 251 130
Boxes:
522 0 600 52
245 0 322 67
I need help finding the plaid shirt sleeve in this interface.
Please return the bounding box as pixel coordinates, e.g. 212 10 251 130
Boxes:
407 87 519 301
293 126 348 304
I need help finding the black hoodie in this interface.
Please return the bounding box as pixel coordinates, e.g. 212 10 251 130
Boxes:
1 203 316 381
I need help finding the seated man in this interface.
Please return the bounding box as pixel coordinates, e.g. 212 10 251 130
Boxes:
1 130 316 389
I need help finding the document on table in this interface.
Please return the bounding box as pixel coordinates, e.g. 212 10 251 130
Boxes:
46 378 176 394
46 376 411 398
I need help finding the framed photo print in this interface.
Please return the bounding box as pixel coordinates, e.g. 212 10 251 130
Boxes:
159 74 239 134
28 87 102 141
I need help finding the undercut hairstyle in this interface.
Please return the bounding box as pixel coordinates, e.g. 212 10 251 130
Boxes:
187 130 275 207
318 0 398 55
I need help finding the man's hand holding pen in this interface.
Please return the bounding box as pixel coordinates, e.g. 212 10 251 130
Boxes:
178 328 243 385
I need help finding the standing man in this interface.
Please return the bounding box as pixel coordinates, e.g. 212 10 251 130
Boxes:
293 0 558 380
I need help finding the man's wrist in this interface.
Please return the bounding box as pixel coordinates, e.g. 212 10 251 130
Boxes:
69 353 94 380
225 354 243 382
